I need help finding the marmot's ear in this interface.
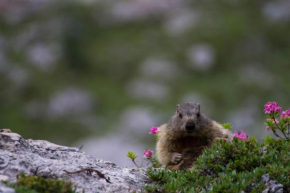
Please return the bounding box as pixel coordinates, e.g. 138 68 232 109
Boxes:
176 104 180 113
197 103 200 112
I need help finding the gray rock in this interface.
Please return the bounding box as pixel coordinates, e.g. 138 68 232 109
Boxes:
262 188 270 193
262 174 284 193
0 130 151 193
0 174 11 192
262 173 270 183
272 185 283 193
0 184 15 193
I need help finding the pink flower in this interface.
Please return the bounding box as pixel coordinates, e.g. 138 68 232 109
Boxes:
264 102 282 114
233 131 248 140
266 126 270 131
281 109 290 118
143 149 154 158
149 127 160 134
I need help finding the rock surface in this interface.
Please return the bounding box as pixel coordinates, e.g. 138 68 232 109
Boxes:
262 173 284 193
0 129 151 193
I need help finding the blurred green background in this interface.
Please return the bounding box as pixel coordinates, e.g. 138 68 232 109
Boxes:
0 0 290 166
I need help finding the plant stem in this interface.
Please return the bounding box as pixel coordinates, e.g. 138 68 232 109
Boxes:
287 123 290 139
271 115 281 130
132 160 139 168
271 115 285 139
271 128 283 139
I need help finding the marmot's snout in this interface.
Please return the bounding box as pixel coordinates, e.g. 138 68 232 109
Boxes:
186 120 196 133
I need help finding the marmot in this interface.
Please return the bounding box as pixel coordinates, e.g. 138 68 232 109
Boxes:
156 102 231 170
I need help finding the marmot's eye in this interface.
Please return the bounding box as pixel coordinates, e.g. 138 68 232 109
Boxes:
179 113 183 118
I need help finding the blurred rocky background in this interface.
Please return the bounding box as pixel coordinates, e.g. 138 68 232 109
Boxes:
0 0 290 167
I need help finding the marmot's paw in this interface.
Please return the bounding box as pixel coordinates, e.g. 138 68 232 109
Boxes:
171 153 183 164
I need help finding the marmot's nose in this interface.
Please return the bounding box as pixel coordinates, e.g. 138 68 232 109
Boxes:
186 122 195 132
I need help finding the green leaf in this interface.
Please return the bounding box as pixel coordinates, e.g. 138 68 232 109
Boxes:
221 122 232 130
127 151 138 160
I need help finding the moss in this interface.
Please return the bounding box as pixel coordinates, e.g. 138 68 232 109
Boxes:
6 173 77 193
146 137 290 193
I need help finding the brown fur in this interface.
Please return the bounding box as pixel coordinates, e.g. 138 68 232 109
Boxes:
156 102 231 170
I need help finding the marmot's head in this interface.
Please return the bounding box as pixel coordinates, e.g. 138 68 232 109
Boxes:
169 102 211 134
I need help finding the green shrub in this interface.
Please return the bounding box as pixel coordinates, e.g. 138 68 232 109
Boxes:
146 137 290 193
6 173 76 193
